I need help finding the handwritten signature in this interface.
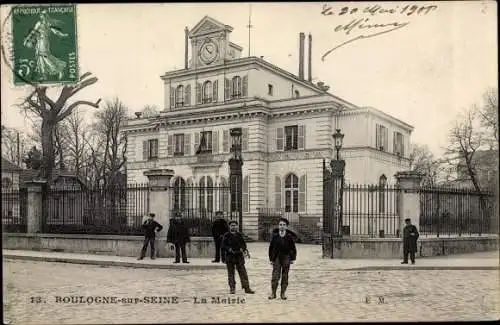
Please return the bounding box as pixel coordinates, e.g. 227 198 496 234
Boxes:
320 3 438 61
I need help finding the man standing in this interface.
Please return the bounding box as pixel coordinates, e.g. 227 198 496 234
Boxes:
401 218 419 264
268 218 297 300
167 212 191 263
221 220 255 294
138 213 163 260
211 211 229 263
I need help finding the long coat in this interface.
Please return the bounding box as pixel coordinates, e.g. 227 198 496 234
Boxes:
403 224 419 252
212 218 229 240
268 229 297 263
221 231 247 264
166 219 191 244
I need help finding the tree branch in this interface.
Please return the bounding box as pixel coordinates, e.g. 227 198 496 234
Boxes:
57 99 102 122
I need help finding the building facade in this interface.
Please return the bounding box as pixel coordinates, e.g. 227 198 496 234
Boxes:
123 16 413 236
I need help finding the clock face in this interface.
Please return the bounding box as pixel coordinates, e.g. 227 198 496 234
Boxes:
199 40 219 65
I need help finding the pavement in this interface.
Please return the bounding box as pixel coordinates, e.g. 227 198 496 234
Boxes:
3 242 499 270
3 255 500 323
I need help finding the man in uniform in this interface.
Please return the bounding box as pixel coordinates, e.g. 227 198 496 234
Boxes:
401 218 419 264
211 211 229 263
137 213 163 260
268 217 297 300
221 220 255 294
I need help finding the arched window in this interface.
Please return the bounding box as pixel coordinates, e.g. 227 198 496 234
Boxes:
173 177 186 211
199 176 214 215
284 173 299 213
175 85 184 107
202 81 212 103
232 76 241 98
378 174 387 213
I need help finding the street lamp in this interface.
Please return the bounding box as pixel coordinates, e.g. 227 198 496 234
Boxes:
332 129 344 160
229 127 244 232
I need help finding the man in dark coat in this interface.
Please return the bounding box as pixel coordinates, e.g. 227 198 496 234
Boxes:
211 211 229 263
221 220 255 294
166 212 191 263
401 218 419 264
138 213 163 260
268 217 297 300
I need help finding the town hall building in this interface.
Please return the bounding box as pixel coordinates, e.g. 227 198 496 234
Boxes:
123 16 413 237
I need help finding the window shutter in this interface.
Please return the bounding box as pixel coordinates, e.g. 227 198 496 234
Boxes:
276 127 284 151
224 78 230 100
242 128 249 151
393 131 397 153
185 84 191 106
383 127 388 150
196 83 202 104
222 130 229 153
298 125 305 150
213 80 218 102
212 130 219 153
194 132 200 153
242 75 248 97
242 176 249 213
167 135 174 156
184 133 191 155
143 140 149 160
299 174 307 213
170 87 175 108
375 124 380 149
400 135 405 156
275 176 282 210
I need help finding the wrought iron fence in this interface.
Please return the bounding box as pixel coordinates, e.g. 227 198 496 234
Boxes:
170 185 233 236
2 187 27 233
43 184 150 235
419 186 496 237
342 184 400 238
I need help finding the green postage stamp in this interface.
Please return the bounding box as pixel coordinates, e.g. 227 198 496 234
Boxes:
11 4 78 85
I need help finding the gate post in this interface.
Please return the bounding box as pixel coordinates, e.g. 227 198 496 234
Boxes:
25 180 46 233
144 169 174 257
395 171 424 236
322 158 345 258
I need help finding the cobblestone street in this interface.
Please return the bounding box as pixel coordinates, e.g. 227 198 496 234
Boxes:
3 259 499 324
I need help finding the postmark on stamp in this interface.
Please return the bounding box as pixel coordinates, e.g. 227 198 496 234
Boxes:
10 4 79 86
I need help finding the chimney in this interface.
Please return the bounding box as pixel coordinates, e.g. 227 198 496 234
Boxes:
184 27 189 69
308 33 312 82
299 32 305 80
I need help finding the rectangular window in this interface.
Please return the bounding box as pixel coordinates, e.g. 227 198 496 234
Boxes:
174 134 184 156
268 84 274 96
284 125 298 150
198 131 213 153
148 139 158 159
393 131 404 156
376 124 388 151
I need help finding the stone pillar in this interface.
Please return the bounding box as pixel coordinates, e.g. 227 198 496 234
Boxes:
395 171 424 236
25 181 46 233
144 169 174 257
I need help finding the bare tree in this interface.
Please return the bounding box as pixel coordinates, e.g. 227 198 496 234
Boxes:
141 104 160 118
59 108 91 176
408 143 441 186
1 125 33 166
93 98 128 188
19 72 101 180
477 87 498 149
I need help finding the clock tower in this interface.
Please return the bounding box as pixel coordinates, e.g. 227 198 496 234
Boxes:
188 16 242 69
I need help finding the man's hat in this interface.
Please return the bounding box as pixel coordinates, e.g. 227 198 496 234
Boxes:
404 218 411 222
149 213 156 218
228 220 238 226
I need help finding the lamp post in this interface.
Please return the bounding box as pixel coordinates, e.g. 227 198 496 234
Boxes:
333 128 344 160
229 128 244 233
329 129 345 237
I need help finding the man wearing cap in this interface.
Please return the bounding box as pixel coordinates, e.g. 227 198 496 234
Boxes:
138 213 163 260
401 218 419 264
268 217 297 300
221 220 255 294
211 211 229 263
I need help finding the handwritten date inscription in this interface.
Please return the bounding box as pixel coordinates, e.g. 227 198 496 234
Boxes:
321 3 438 61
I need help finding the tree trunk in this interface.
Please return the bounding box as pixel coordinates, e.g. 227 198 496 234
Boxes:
40 119 56 181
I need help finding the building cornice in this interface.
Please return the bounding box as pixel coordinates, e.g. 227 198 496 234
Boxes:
359 106 414 132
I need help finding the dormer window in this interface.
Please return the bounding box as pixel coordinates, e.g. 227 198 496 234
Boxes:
295 90 300 98
232 76 242 99
268 84 274 96
203 81 213 104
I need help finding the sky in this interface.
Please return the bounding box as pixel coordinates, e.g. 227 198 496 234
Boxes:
0 1 497 157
